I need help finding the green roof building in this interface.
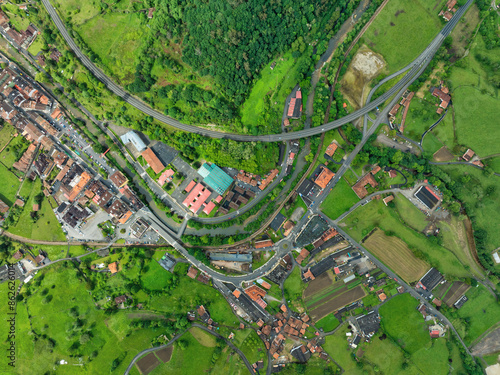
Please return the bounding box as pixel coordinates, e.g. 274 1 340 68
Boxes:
198 163 233 195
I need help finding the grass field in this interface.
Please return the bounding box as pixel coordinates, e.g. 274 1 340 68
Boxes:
451 285 500 346
404 97 442 141
361 0 443 73
53 0 101 26
189 327 216 347
393 193 428 232
0 123 16 149
76 12 146 84
321 177 359 220
364 229 429 283
438 165 500 253
27 35 45 56
241 51 296 127
379 293 430 354
8 179 66 242
149 330 218 374
341 198 471 278
6 264 172 374
141 259 173 291
315 314 340 332
452 86 499 156
0 162 21 205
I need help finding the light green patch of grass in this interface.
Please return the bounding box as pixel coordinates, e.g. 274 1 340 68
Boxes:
52 0 101 26
450 285 500 346
315 314 340 332
485 157 500 174
27 35 45 56
141 260 173 291
76 12 146 84
393 193 428 232
379 293 430 354
404 97 441 141
150 331 216 374
283 266 305 301
422 133 445 158
438 165 500 253
321 177 359 220
8 179 66 242
362 0 443 73
0 163 21 206
451 87 500 157
0 122 16 149
323 324 365 375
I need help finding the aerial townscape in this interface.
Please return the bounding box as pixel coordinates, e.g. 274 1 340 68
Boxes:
0 0 500 374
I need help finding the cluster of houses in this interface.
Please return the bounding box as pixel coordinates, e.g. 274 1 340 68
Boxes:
462 148 484 167
388 90 415 132
439 0 458 22
0 65 145 236
283 87 303 127
0 247 49 283
431 84 451 114
0 10 38 50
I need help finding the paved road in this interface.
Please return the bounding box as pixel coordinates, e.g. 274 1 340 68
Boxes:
330 223 471 355
123 323 254 375
41 0 471 142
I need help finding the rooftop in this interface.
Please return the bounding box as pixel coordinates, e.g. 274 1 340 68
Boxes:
142 147 165 174
198 163 232 195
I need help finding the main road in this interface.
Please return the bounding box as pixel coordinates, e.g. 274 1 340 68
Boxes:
41 0 472 142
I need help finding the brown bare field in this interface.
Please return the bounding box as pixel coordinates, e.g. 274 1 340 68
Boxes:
136 352 160 375
310 286 366 320
443 282 470 307
156 346 173 362
433 281 451 299
303 272 334 300
433 146 455 162
363 229 429 283
308 286 348 310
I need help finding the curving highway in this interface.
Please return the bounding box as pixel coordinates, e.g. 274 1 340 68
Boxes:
41 0 472 142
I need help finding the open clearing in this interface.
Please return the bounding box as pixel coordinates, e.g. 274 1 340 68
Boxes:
321 177 359 220
363 229 428 283
379 293 430 354
189 327 216 347
451 285 500 346
341 46 385 109
303 271 335 302
361 0 443 73
76 13 145 84
433 146 455 162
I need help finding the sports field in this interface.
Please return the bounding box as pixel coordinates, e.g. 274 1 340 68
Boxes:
362 0 443 73
363 229 428 283
321 177 359 220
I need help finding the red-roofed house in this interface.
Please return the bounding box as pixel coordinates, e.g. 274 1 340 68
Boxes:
141 148 165 174
203 201 216 215
185 180 196 192
158 169 174 186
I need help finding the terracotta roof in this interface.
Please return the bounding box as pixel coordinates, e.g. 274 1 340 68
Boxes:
233 289 241 298
187 266 198 279
108 262 118 274
244 285 267 301
254 239 273 249
141 147 165 174
325 142 338 157
371 165 381 175
314 166 335 189
118 211 133 224
383 195 394 206
110 171 128 188
352 173 378 199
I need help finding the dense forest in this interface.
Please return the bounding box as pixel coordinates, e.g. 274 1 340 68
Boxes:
141 0 350 104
